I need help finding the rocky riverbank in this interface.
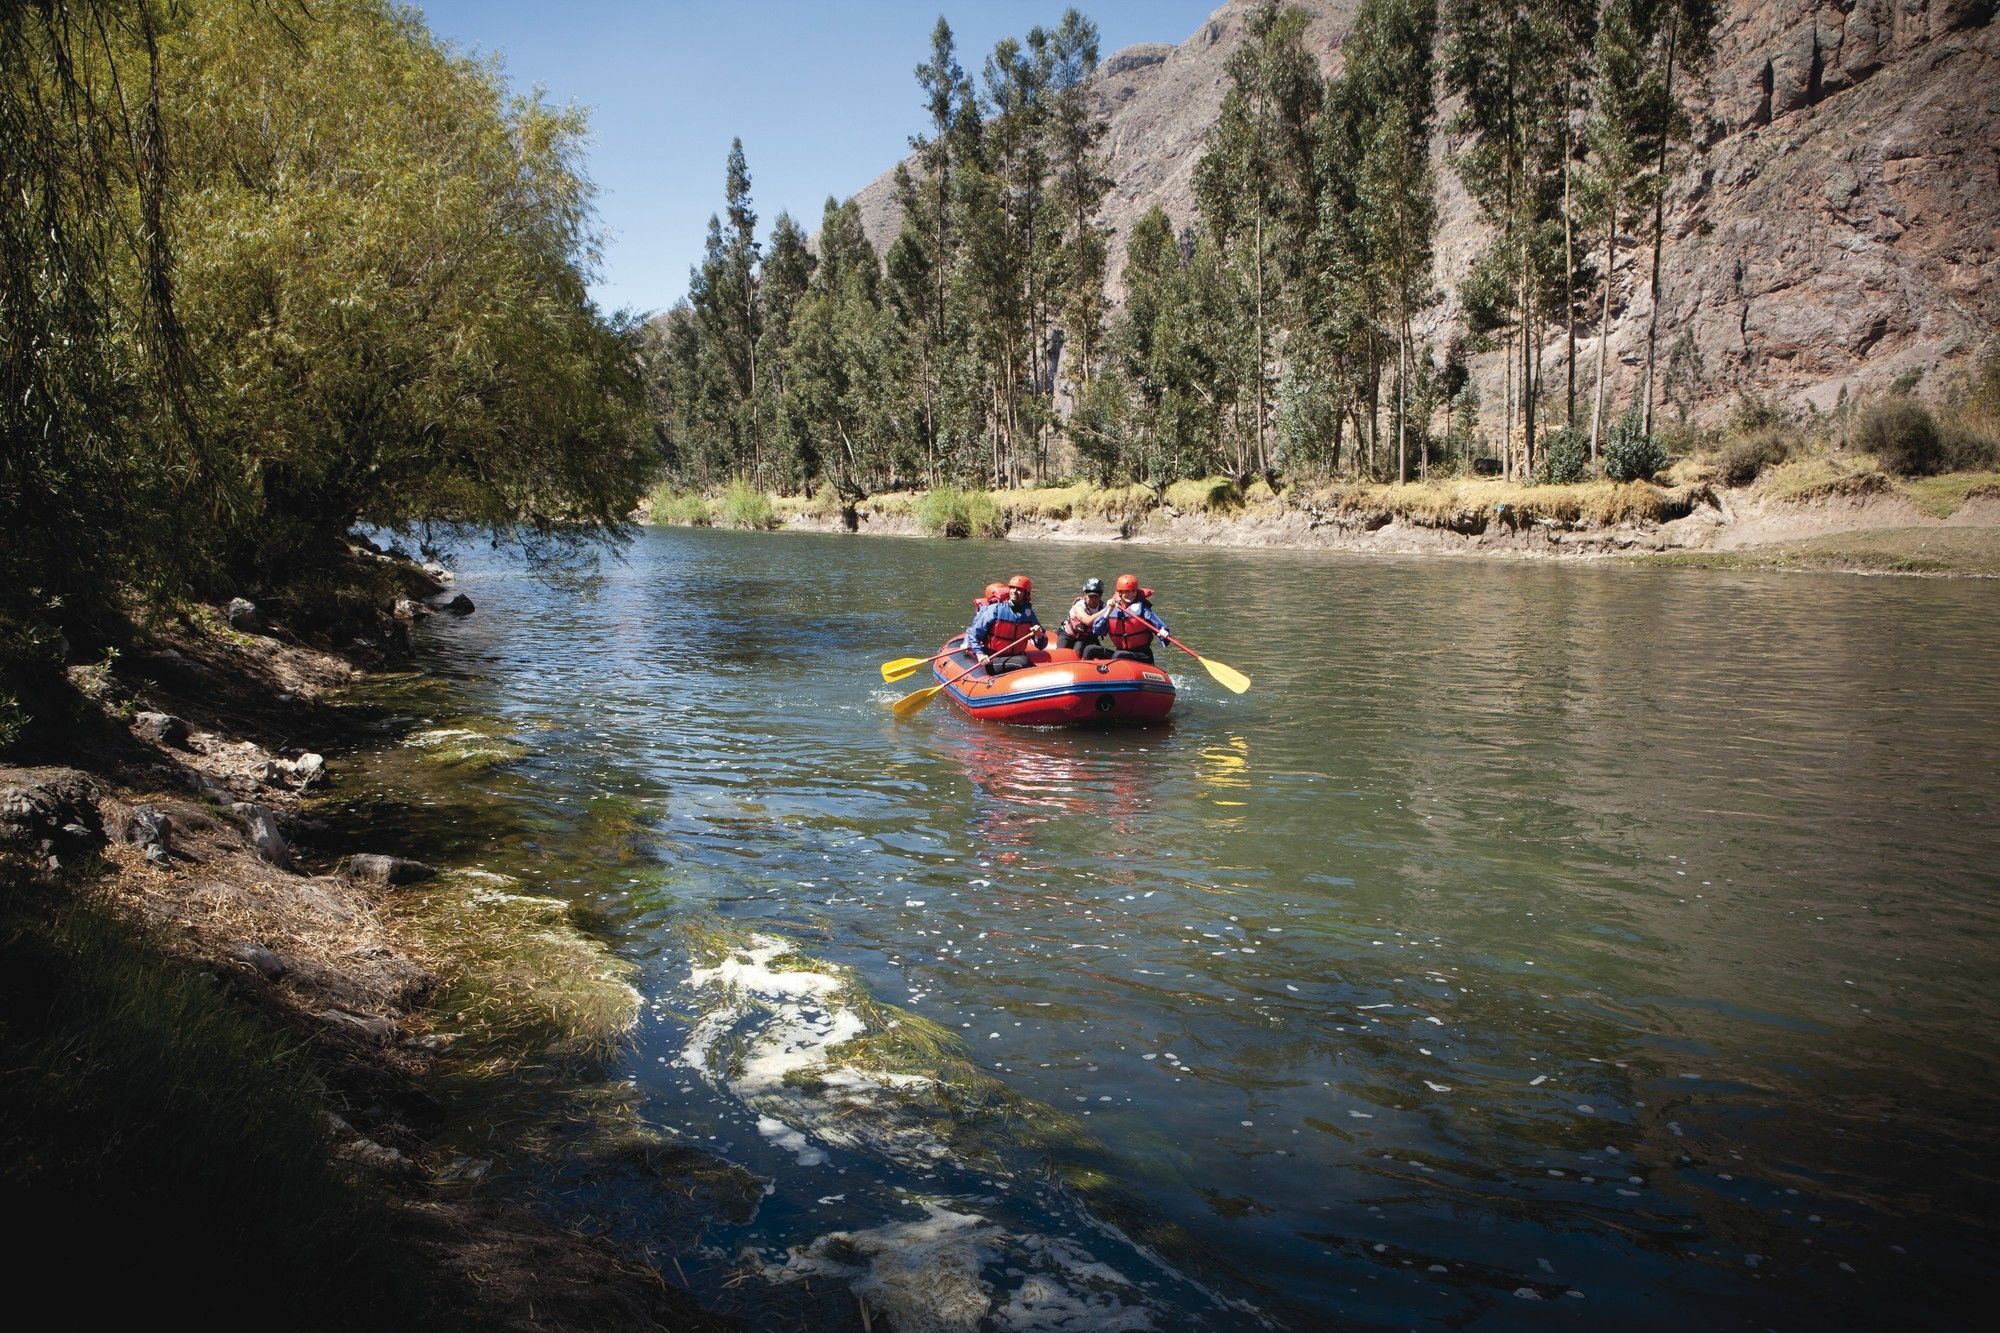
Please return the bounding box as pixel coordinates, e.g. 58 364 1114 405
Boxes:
0 548 731 1331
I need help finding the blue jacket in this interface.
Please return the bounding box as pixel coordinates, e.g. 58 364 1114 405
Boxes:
967 600 1043 656
1089 599 1170 647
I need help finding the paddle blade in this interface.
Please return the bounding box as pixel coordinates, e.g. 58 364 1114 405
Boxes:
890 683 944 718
1200 656 1252 694
880 656 931 682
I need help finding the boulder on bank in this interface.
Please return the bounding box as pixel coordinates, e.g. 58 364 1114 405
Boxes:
343 853 437 886
441 593 475 614
229 941 287 981
133 711 190 747
1 768 105 859
226 597 263 632
230 801 292 869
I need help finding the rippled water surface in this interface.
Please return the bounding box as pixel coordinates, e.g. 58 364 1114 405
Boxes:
344 528 2000 1328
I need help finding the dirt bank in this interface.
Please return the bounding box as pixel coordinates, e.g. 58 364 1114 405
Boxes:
762 479 2000 577
1 577 731 1330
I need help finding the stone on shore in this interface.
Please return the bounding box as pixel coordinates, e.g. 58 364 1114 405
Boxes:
133 711 190 747
227 942 287 980
343 853 437 886
231 801 292 868
441 592 475 614
226 597 263 632
1 769 105 859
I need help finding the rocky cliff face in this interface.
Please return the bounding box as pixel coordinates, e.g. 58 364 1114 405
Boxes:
848 0 1998 426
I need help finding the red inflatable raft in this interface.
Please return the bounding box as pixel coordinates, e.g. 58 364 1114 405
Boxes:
930 634 1176 726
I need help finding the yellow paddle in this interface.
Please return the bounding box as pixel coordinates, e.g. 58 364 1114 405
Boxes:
880 645 959 683
1162 635 1252 694
890 648 995 718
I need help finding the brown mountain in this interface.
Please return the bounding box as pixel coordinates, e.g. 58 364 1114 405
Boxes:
847 0 1999 424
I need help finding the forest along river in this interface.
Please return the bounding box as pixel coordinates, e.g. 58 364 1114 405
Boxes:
329 527 2000 1329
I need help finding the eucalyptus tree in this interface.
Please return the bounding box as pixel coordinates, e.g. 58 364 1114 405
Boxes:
1636 0 1718 438
1347 0 1439 483
1194 0 1322 478
755 212 815 483
1578 0 1654 461
893 18 979 480
1442 0 1575 478
1041 9 1110 394
784 198 899 493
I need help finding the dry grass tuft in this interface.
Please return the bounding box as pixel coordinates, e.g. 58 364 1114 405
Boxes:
1755 457 1892 505
1899 471 2000 519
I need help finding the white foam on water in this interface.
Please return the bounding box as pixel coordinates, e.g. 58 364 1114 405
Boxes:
407 726 483 746
757 1114 827 1167
676 933 944 1170
763 1202 1157 1333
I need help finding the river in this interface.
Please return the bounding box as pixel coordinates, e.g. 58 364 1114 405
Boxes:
331 527 2000 1329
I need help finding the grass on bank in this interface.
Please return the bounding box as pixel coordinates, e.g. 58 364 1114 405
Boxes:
0 872 453 1324
645 479 779 530
915 485 1006 538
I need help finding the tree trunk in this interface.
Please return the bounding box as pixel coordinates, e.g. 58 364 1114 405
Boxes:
1563 97 1577 428
1254 208 1268 477
1396 318 1408 485
1642 15 1682 441
1519 255 1534 479
1590 204 1614 463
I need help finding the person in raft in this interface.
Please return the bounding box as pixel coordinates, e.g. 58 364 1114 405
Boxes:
973 580 1008 612
967 574 1047 675
1059 577 1108 656
1089 573 1171 664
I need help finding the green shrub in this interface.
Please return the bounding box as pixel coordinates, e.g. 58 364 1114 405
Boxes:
1163 476 1240 512
1729 391 1786 434
1854 398 1944 475
1604 408 1668 482
1716 424 1793 485
717 479 778 530
647 484 712 526
1536 426 1590 485
916 486 1006 539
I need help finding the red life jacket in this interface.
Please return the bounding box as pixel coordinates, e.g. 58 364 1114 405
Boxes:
985 608 1037 654
1104 603 1156 652
1065 596 1104 637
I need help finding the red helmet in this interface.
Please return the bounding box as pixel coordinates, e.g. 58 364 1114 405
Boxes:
1007 574 1032 594
983 582 1008 603
1114 573 1140 594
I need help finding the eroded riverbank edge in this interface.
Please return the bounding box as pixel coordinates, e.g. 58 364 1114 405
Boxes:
0 561 736 1330
730 485 2000 577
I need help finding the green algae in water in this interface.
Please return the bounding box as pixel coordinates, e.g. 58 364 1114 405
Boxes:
401 870 640 1075
405 721 527 770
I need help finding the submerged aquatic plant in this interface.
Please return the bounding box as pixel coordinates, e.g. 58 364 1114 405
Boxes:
398 871 640 1075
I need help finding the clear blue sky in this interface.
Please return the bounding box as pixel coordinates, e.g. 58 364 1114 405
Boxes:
413 1 1224 318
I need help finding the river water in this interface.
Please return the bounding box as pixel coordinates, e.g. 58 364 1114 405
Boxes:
338 527 1999 1329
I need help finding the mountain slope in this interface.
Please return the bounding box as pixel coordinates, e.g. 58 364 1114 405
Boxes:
847 0 1998 423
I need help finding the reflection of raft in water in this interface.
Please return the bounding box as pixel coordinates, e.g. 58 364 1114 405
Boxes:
931 634 1175 726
